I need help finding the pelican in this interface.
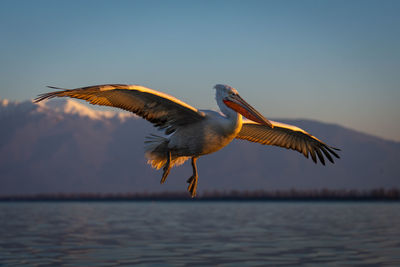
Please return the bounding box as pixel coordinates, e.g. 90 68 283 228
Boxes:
34 84 340 197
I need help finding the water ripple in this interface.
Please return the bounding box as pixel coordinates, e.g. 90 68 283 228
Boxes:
0 202 399 266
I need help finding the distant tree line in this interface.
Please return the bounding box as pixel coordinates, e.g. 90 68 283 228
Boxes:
0 188 399 201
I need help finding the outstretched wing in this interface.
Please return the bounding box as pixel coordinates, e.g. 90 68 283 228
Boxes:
236 120 340 165
34 84 205 134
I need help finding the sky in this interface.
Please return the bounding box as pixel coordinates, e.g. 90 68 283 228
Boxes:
0 0 399 141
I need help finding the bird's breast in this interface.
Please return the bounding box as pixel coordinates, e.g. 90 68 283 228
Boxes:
169 113 242 156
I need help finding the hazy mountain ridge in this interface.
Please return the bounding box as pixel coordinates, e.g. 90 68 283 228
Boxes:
1 99 399 195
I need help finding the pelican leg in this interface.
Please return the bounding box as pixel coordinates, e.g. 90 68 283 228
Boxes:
187 157 199 198
160 150 171 184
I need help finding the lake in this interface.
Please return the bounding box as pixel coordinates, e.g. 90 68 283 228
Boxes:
0 202 399 266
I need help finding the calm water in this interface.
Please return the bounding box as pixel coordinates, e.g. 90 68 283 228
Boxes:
0 202 399 266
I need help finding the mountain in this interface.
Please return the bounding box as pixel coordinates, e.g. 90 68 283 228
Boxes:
0 98 399 195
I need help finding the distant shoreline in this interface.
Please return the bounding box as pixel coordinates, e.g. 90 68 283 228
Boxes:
1 189 399 201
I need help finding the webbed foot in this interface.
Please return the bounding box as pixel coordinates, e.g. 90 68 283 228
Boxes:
186 157 199 198
187 175 198 198
160 151 171 184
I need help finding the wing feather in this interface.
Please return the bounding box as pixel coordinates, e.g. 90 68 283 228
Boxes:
285 134 293 149
315 148 325 165
236 120 340 164
307 142 317 163
298 138 308 158
34 84 205 134
320 146 334 163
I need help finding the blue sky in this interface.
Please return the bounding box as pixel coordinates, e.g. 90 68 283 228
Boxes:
1 0 399 141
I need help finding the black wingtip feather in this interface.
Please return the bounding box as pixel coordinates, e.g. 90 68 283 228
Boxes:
326 146 340 159
47 86 66 90
320 146 334 163
309 148 317 164
315 149 325 165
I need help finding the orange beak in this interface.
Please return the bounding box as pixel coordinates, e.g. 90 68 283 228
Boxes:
223 94 273 127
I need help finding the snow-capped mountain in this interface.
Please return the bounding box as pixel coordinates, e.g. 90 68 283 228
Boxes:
0 98 399 195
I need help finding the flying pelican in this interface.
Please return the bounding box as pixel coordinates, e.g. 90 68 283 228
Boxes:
34 84 340 197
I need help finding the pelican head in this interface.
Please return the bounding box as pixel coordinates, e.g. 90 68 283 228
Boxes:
214 84 272 127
